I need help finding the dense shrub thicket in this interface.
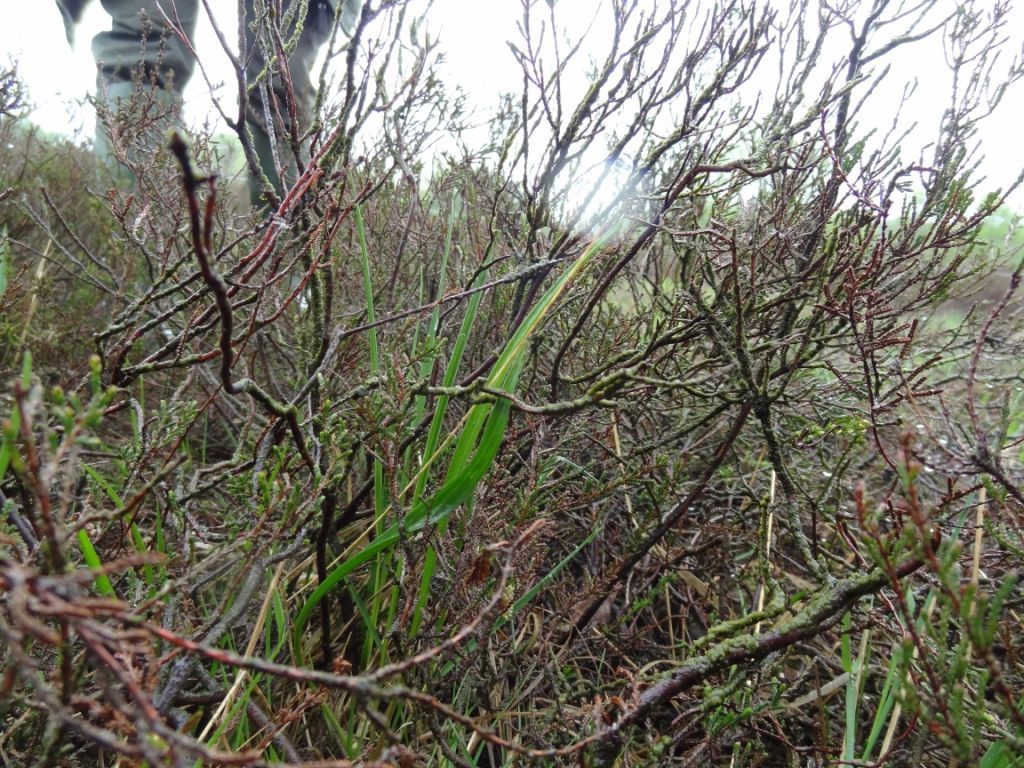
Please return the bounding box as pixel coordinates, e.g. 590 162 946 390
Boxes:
1 2 1023 765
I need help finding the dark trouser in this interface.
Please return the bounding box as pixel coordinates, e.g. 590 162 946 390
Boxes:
55 0 357 204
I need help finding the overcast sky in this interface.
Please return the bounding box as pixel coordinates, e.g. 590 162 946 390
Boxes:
2 0 1022 209
0 1 527 136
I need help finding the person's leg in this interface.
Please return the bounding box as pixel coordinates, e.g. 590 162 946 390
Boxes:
243 0 359 205
55 0 91 44
93 0 198 90
91 0 198 179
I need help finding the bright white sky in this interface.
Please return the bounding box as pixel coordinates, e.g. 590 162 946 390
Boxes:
0 0 527 136
1 0 1022 208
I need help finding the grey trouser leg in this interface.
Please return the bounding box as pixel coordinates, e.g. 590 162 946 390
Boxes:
92 0 199 92
86 0 198 183
55 0 90 43
243 0 346 205
74 0 359 202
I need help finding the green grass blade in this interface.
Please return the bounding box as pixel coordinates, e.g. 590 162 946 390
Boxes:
487 225 621 390
76 529 117 597
294 222 620 659
408 269 489 636
356 205 390 666
0 420 15 480
501 522 602 624
0 227 9 297
410 199 457 430
83 464 124 507
129 522 155 586
841 612 856 762
292 397 513 659
861 642 906 762
413 268 488 503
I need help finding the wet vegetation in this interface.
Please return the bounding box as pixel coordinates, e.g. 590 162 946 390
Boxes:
1 1 1024 765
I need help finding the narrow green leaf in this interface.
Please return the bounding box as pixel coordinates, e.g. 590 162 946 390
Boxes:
129 522 154 586
21 350 32 390
502 523 602 623
862 644 905 762
293 222 622 659
77 529 116 597
83 464 124 507
0 227 9 296
292 398 513 657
